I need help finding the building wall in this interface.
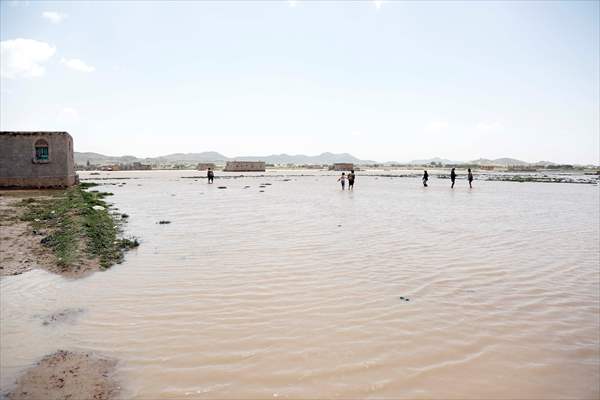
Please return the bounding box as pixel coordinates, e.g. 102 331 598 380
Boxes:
224 161 266 172
332 163 354 171
197 163 216 171
0 132 77 188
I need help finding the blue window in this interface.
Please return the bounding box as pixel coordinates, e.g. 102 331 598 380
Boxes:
35 146 49 160
34 139 49 161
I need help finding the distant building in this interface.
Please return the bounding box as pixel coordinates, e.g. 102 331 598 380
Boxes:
223 161 266 172
99 164 121 171
331 163 354 171
479 165 495 171
123 162 152 170
197 163 216 171
0 131 78 188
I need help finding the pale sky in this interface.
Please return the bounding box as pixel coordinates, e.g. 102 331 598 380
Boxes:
1 0 598 164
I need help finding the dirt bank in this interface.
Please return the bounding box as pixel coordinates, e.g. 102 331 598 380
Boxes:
0 191 60 277
6 350 119 400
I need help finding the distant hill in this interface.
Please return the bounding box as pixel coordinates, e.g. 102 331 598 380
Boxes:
144 152 228 163
74 152 140 165
75 151 374 166
409 157 558 167
532 160 558 167
235 152 375 165
75 151 566 167
410 157 463 165
470 158 529 166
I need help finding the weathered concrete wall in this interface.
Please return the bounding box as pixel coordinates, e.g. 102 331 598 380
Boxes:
196 163 216 171
0 132 77 188
332 163 354 171
224 161 266 172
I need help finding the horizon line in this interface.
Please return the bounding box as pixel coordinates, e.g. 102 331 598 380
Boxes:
73 150 600 166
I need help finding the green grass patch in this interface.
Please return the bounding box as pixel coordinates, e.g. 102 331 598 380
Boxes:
19 185 138 270
78 182 100 189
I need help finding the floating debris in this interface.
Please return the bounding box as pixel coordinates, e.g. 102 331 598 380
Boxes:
157 220 171 224
92 205 105 211
217 186 227 189
39 308 85 326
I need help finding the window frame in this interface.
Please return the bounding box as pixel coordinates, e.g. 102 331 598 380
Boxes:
32 138 51 164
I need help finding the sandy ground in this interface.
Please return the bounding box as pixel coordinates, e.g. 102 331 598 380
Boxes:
6 350 119 400
0 191 55 277
0 191 101 278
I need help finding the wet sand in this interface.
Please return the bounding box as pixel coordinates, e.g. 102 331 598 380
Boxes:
0 192 58 277
7 350 118 400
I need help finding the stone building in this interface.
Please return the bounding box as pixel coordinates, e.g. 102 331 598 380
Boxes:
223 161 266 172
331 163 354 171
196 163 216 171
0 131 78 188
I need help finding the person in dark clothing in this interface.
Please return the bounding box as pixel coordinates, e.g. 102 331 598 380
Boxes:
450 167 456 188
348 170 355 190
467 168 473 188
422 170 429 187
207 168 214 184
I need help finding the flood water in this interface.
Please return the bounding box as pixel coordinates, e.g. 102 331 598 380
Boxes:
1 170 599 399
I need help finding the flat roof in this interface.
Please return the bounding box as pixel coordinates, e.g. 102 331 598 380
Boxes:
1 131 70 136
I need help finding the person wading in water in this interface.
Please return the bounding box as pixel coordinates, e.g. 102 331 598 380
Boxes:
338 172 347 190
450 167 456 188
348 170 355 190
422 170 429 187
207 168 214 184
467 168 474 188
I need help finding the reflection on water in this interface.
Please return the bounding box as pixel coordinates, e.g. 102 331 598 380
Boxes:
2 171 599 399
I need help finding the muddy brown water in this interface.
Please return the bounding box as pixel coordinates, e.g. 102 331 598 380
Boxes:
1 170 599 399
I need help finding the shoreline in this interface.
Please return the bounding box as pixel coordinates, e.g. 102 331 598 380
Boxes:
1 185 136 399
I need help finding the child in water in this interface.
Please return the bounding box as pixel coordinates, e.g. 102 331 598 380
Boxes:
338 172 347 190
348 170 355 190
